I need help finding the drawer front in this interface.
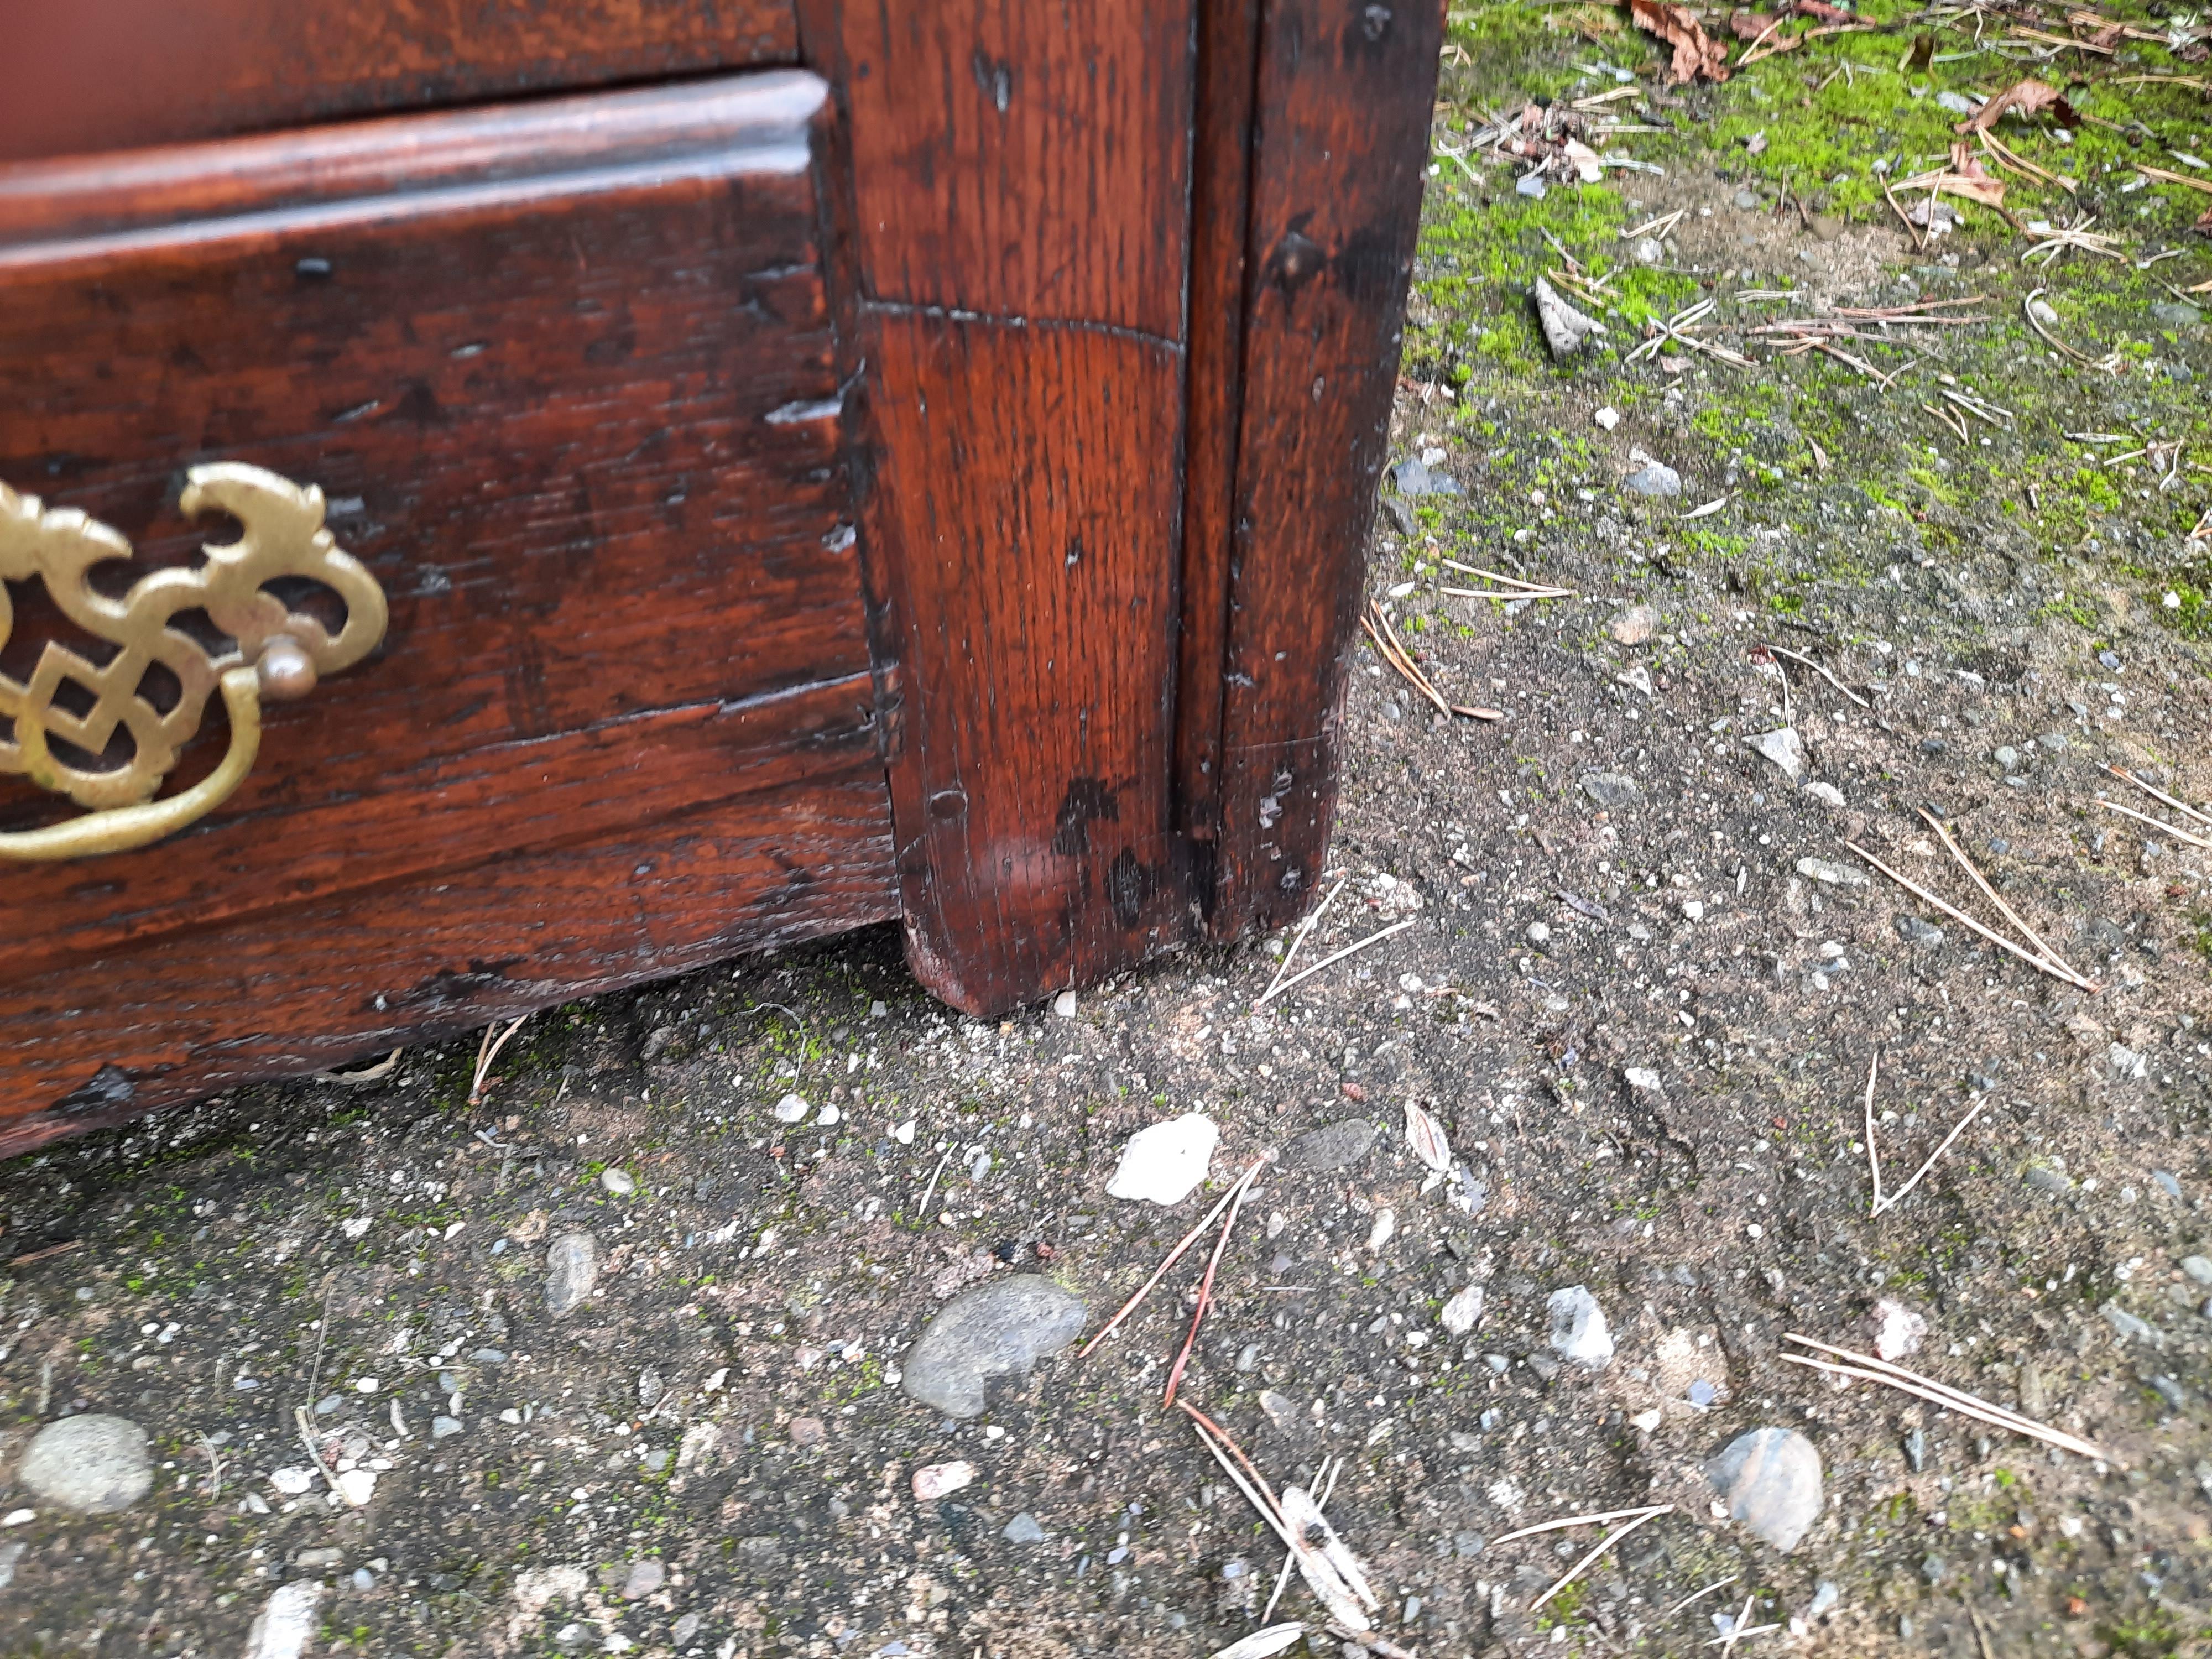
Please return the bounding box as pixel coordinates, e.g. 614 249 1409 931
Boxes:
0 74 899 1141
1 0 797 162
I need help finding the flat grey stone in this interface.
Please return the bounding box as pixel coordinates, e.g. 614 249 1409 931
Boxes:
2025 1165 2070 1194
1707 1427 1823 1552
1579 771 1643 811
19 1414 152 1514
545 1232 599 1318
1279 1119 1378 1172
2182 1256 2212 1286
1390 458 1460 499
1895 915 1945 948
431 1416 464 1441
899 1275 1087 1418
622 1559 666 1599
1623 461 1682 497
1002 1512 1048 1545
1750 728 1806 782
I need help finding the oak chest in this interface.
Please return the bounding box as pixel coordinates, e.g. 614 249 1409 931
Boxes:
0 0 1441 1153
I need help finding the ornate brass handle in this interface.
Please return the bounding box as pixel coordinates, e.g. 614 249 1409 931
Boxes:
0 463 387 861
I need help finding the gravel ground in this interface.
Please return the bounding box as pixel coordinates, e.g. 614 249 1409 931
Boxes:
6 7 2212 1656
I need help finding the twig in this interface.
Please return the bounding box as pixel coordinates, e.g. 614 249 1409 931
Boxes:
1667 1577 1739 1616
198 1432 225 1500
1843 839 2098 991
1873 1096 1990 1217
1717 1594 1758 1658
2103 764 2212 828
1162 1164 1263 1407
1782 1334 2120 1462
2098 797 2212 851
294 1405 342 1498
1261 878 1347 1002
315 1047 403 1086
1255 919 1416 1007
1081 1154 1271 1354
915 1146 954 1228
2137 164 2212 198
1761 643 1870 708
7 1240 82 1267
1530 1507 1672 1611
1261 1456 1342 1624
469 1014 530 1108
1861 1051 1883 1217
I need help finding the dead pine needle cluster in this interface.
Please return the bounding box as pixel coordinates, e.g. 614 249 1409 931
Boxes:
1363 598 1501 721
1845 808 2098 992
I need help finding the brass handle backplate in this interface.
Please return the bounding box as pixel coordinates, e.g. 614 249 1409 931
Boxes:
0 463 388 860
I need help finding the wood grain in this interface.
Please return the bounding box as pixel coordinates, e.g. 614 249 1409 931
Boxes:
799 0 1200 1013
810 0 1194 338
860 312 1190 1008
1209 0 1443 939
0 0 798 163
1173 0 1265 901
0 774 899 1157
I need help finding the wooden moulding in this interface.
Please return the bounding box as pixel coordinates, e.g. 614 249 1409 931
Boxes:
0 0 800 164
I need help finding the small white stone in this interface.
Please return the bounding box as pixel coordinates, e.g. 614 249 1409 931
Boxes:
599 1167 635 1196
1 1510 33 1527
341 1218 372 1240
817 1103 842 1126
1871 1298 1926 1361
268 1467 315 1496
243 1581 324 1659
773 1093 810 1124
704 1367 729 1392
1804 781 1846 808
1105 1114 1219 1206
1681 900 1704 922
1053 990 1078 1019
1526 921 1551 946
335 1469 377 1507
1630 1408 1663 1432
1366 1210 1396 1254
1594 406 1620 431
911 1460 976 1501
893 1119 917 1145
353 1377 379 1393
1439 1283 1485 1337
1547 1285 1614 1369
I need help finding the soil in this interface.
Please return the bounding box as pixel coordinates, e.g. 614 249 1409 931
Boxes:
4 6 2212 1656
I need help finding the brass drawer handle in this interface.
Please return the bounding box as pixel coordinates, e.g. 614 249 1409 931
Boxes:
0 463 387 861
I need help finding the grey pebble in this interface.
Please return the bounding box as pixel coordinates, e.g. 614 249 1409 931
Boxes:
1895 915 1945 948
1936 90 1980 114
1279 1118 1378 1172
1235 1344 1261 1373
1922 1554 1947 1585
2025 1165 2072 1196
2103 1302 2158 1344
2180 1256 2212 1286
623 1559 666 1600
1794 854 1866 888
1003 1512 1048 1545
599 1167 637 1196
1733 187 1761 210
545 1232 600 1318
431 1416 464 1441
672 1615 701 1644
1707 1427 1824 1553
1623 461 1682 497
2154 1171 2185 1201
1579 771 1643 811
2151 1375 2190 1412
294 1547 344 1571
899 1275 1087 1418
1390 458 1460 499
0 1542 22 1591
1904 1425 1927 1473
18 1415 153 1515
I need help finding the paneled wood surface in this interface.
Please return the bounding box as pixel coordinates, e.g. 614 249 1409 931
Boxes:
1209 0 1444 937
0 0 798 164
799 0 1199 1012
0 75 900 1140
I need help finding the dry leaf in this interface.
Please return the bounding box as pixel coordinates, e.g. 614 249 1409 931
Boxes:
1404 1099 1453 1172
1902 31 1934 72
1208 1626 1309 1659
1628 0 1731 84
1729 9 1781 40
1791 0 1857 21
1957 79 2080 135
